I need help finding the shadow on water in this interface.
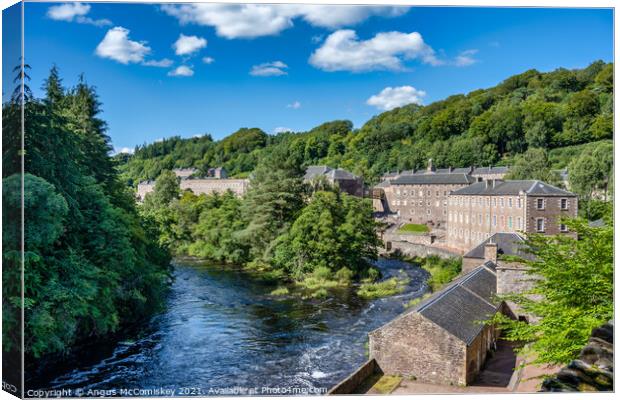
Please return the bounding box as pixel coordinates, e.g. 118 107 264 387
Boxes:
28 258 429 395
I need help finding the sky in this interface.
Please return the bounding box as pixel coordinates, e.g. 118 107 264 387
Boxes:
5 2 615 153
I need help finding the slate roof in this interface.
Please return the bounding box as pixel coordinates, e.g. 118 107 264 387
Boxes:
464 233 535 261
391 173 476 185
451 180 575 196
411 261 500 344
472 166 510 175
304 166 360 181
304 165 331 180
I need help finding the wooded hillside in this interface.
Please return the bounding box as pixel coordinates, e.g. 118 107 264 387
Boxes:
117 60 613 186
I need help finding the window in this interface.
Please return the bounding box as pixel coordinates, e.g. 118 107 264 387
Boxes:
537 198 545 210
427 201 431 206
493 198 497 207
427 209 431 215
561 198 568 210
508 198 513 208
493 215 497 226
478 214 482 224
411 209 415 215
391 200 396 206
403 190 408 196
500 198 504 207
517 198 522 208
560 223 568 232
403 200 407 206
419 190 423 197
427 190 431 196
517 217 522 230
396 190 401 196
443 191 447 196
536 218 545 232
396 200 400 206
508 216 513 229
436 191 439 196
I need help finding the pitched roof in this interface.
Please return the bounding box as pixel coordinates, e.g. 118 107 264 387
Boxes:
411 262 500 344
391 173 475 185
472 166 510 175
451 180 575 196
304 165 331 180
304 165 360 181
464 232 535 261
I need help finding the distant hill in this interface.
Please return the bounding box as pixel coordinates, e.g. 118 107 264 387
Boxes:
116 61 613 186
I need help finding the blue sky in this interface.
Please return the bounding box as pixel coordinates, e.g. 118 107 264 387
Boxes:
13 2 615 153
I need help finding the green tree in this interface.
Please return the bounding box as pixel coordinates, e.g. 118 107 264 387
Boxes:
506 148 561 186
494 212 613 365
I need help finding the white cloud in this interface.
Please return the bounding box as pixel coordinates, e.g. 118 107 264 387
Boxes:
161 4 408 39
202 56 215 64
47 3 111 27
168 65 194 77
455 49 479 67
115 147 135 155
173 34 207 56
143 58 174 67
366 86 426 111
96 27 151 64
286 101 301 109
309 30 442 72
274 127 294 134
250 61 288 77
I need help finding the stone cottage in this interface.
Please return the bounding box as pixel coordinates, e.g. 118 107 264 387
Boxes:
369 261 502 386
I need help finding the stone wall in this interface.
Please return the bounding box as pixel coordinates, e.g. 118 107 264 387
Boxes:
180 179 249 196
327 359 380 395
465 323 497 384
524 196 578 236
369 312 467 385
385 241 459 259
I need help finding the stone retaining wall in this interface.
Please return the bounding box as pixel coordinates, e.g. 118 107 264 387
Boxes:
385 241 459 259
328 359 381 395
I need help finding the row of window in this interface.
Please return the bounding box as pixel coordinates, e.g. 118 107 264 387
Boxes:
448 196 570 211
448 218 568 240
394 189 449 197
448 212 523 230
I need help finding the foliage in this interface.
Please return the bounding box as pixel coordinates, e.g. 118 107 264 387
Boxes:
272 191 381 279
419 256 462 292
568 141 613 201
117 61 614 186
2 66 170 359
357 277 409 299
493 211 613 365
505 148 562 186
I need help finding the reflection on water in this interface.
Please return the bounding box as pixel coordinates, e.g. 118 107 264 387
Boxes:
31 258 429 395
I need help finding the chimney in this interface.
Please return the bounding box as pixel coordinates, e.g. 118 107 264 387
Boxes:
484 242 498 263
427 158 435 172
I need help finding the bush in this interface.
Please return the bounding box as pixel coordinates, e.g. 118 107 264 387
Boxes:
357 277 409 299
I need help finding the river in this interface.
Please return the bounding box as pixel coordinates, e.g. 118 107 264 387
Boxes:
31 258 429 396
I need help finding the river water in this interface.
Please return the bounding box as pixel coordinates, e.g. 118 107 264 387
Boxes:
32 258 429 396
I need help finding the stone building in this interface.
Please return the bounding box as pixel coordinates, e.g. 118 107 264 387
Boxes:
463 232 538 322
180 178 249 197
376 172 475 226
446 180 578 252
172 168 197 179
369 261 502 385
304 165 364 196
136 167 249 201
471 166 510 181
